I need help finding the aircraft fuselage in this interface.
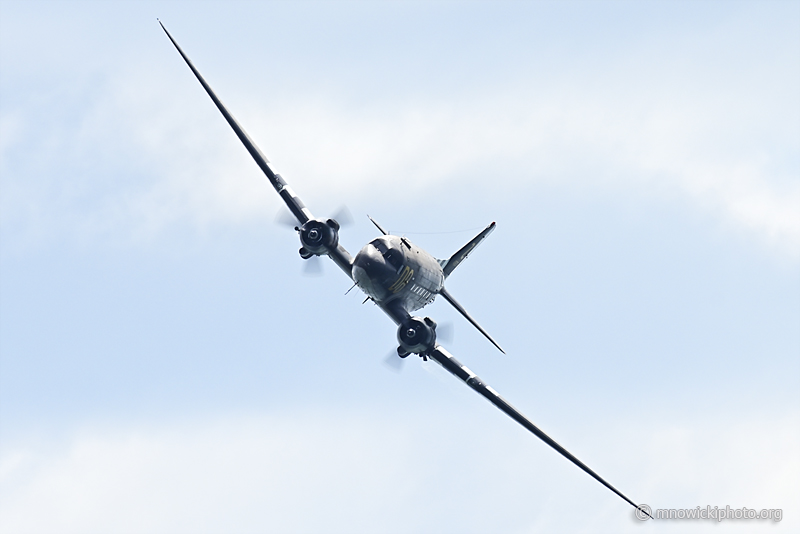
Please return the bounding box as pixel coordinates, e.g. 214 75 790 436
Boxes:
352 235 444 313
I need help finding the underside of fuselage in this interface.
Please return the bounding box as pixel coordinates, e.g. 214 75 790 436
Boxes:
352 235 444 313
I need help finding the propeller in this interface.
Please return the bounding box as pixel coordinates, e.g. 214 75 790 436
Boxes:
275 205 353 276
383 321 453 373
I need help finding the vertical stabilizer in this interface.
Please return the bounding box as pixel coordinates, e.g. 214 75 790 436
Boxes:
441 222 496 278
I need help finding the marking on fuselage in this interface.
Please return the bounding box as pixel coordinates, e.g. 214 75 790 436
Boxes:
409 284 431 299
388 265 414 293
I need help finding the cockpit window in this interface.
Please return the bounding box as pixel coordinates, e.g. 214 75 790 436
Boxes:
369 238 404 271
370 239 389 254
384 249 403 270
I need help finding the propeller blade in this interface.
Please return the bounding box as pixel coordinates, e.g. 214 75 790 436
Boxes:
275 207 299 228
428 346 646 515
302 256 323 277
331 205 354 228
383 349 405 373
278 206 351 229
436 322 454 345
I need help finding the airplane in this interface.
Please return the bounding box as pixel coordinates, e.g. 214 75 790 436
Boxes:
159 21 649 517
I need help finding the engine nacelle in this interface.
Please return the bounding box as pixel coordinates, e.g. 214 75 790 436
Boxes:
397 316 438 357
299 218 340 258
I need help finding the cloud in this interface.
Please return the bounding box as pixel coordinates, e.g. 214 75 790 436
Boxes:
3 59 797 258
1 410 797 533
0 414 412 534
1 2 796 260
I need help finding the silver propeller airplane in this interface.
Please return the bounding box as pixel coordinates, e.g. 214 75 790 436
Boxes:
160 21 648 517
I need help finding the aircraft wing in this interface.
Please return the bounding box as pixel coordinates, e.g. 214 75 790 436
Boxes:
160 21 313 226
160 21 354 276
428 345 646 515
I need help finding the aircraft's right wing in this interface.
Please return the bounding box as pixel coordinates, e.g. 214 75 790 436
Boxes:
427 345 648 516
159 20 313 226
160 21 355 277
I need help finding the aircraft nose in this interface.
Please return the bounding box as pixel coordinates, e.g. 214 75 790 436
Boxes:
353 244 387 278
352 244 394 299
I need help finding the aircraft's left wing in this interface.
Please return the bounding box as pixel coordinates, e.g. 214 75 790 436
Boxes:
427 345 648 516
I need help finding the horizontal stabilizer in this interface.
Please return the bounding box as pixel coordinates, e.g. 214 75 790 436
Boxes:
438 287 504 354
442 222 495 278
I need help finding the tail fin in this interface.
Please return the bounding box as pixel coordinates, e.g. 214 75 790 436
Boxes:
440 222 496 278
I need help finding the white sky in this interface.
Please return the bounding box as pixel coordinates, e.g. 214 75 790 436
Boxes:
1 1 798 532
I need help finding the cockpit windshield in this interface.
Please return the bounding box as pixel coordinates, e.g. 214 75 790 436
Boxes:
370 238 404 271
371 238 389 254
384 249 403 270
